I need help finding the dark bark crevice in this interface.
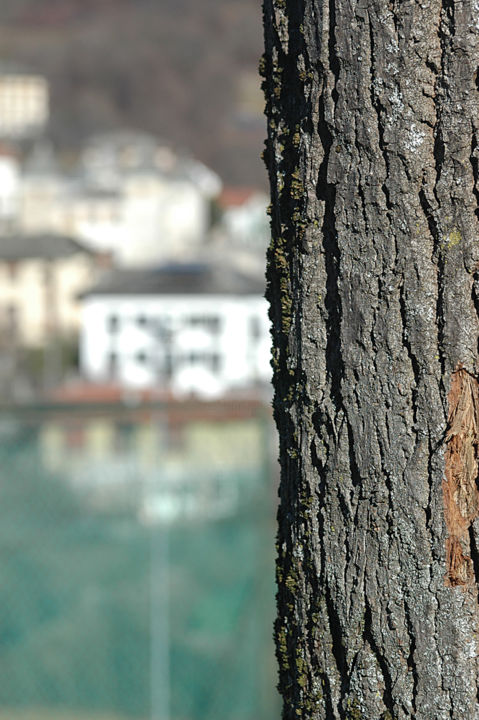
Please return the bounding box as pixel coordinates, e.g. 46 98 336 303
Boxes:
363 598 394 715
472 278 479 358
357 181 370 233
432 1 445 207
345 417 362 491
324 581 348 695
418 187 440 248
317 175 342 415
425 436 436 549
403 599 418 716
327 0 340 105
470 127 479 224
468 523 479 599
398 280 420 426
367 12 391 211
313 472 342 719
432 123 445 207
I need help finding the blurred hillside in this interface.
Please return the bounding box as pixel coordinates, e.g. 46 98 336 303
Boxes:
0 0 266 187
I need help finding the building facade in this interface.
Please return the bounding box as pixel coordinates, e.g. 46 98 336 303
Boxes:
19 132 222 266
80 262 271 398
0 233 104 346
0 66 49 139
0 147 20 229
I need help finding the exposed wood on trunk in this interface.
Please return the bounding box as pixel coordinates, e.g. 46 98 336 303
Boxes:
262 0 479 717
443 367 479 587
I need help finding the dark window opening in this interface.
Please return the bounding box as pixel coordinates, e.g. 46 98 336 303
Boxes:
6 303 17 335
108 351 117 375
250 316 261 340
108 315 119 333
6 261 18 281
186 316 221 333
187 352 221 372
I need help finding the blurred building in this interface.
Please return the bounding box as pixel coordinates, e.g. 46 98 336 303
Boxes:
0 232 105 346
0 146 20 231
218 187 270 253
17 142 64 232
19 131 222 266
208 187 270 277
0 63 49 139
37 391 269 516
80 261 271 398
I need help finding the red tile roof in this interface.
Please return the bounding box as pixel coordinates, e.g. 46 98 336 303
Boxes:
218 187 259 208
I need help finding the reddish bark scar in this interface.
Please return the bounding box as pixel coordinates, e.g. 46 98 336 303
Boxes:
443 365 479 588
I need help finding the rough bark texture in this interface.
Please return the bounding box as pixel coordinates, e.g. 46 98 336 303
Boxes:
262 0 479 717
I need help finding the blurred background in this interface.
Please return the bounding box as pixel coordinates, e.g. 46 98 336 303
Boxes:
0 1 279 719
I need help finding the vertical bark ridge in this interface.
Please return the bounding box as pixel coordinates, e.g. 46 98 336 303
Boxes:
264 0 479 717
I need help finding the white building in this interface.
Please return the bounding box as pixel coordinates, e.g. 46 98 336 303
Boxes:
208 187 271 277
19 131 222 266
78 131 221 264
218 188 270 254
80 262 271 398
0 147 20 229
0 65 49 139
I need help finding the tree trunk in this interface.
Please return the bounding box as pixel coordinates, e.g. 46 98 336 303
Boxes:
262 0 479 717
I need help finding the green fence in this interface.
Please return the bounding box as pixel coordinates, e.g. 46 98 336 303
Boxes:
0 401 279 720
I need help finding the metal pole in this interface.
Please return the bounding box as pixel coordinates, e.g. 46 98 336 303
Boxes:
150 521 170 720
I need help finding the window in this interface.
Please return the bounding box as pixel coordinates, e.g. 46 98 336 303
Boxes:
108 351 117 376
250 316 261 341
186 352 221 372
164 353 174 379
186 315 221 333
6 304 17 334
155 319 172 341
210 354 221 372
6 261 17 281
107 315 119 333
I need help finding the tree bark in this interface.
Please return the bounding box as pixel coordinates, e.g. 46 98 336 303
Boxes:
262 0 479 717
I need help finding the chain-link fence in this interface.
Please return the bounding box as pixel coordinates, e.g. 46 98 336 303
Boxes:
0 399 279 720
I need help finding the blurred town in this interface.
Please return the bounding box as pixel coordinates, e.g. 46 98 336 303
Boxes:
0 28 279 720
0 63 271 404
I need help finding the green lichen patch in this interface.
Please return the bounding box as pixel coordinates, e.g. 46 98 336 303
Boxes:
276 625 290 671
345 698 364 719
258 54 266 78
440 227 461 255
